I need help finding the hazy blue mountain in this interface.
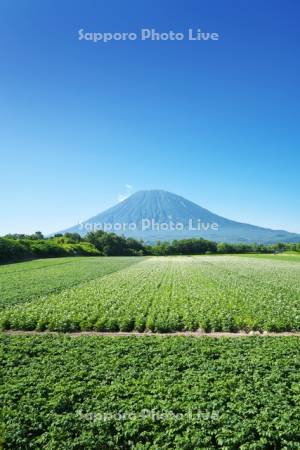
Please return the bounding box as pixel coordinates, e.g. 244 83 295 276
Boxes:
60 190 300 244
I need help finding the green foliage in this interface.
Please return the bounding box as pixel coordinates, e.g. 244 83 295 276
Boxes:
0 238 32 261
1 335 299 449
152 238 217 255
3 231 44 240
85 231 146 256
60 242 100 256
0 256 142 309
0 232 148 262
2 255 299 332
0 237 100 263
1 230 299 263
151 239 300 256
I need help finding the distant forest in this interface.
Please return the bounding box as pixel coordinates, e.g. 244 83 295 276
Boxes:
0 230 299 263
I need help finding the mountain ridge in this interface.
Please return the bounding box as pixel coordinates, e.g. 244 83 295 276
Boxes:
59 189 300 244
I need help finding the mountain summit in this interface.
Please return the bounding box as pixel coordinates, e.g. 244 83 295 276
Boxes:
60 190 300 244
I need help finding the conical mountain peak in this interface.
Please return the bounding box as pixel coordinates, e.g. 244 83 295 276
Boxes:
60 190 300 244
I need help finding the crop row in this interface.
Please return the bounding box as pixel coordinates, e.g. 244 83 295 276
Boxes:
1 255 299 332
1 335 299 449
0 256 142 308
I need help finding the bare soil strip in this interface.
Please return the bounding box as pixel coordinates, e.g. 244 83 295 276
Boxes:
2 330 300 337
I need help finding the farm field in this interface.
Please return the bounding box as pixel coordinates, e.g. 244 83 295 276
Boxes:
1 255 300 449
1 335 299 449
0 256 142 309
238 252 300 262
1 255 299 332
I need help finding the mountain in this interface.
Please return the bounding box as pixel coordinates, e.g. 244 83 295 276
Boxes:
60 190 300 244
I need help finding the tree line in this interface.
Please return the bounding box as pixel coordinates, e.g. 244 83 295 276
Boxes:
0 230 299 263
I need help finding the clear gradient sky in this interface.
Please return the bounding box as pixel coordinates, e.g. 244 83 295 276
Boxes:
0 0 299 235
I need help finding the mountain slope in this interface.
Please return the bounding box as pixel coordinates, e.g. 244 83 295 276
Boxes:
60 190 300 244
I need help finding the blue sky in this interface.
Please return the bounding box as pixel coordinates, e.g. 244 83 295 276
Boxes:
0 0 299 235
